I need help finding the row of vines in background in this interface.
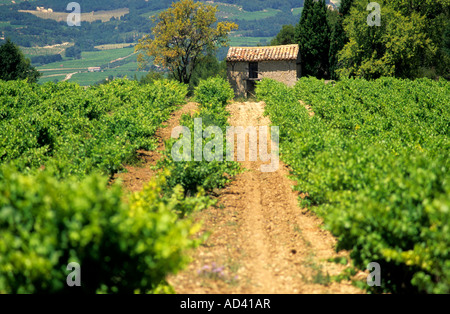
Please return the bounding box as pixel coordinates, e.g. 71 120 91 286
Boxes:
256 77 449 293
0 79 187 178
158 76 241 216
0 77 238 293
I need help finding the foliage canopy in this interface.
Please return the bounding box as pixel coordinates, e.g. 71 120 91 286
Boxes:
0 39 40 83
295 0 330 79
135 0 238 84
336 1 436 79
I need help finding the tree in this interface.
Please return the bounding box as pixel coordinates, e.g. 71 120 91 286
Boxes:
187 52 226 90
328 0 353 79
30 54 63 66
384 0 450 78
66 45 82 59
295 0 330 79
328 13 345 79
444 22 450 57
336 1 435 79
135 0 238 85
0 38 40 83
387 0 449 19
339 0 354 16
270 25 296 46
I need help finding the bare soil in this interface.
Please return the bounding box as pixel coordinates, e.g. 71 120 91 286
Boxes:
167 101 365 294
113 100 365 293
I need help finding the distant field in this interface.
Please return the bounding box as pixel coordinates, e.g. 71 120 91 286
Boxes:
18 8 129 23
215 3 281 21
38 47 136 70
66 70 146 86
229 36 271 47
114 61 141 71
38 73 68 83
0 21 26 29
292 7 303 15
94 43 136 50
36 47 148 85
39 68 146 86
139 3 280 22
0 0 25 4
22 42 73 57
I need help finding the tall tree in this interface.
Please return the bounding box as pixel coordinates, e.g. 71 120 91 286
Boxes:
328 14 345 79
184 50 226 90
385 0 450 78
0 38 40 83
295 0 330 79
336 1 435 79
339 0 354 16
135 0 237 85
329 0 353 79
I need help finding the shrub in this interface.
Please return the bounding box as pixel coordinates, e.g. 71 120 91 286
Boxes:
194 76 234 107
0 168 200 294
159 78 241 196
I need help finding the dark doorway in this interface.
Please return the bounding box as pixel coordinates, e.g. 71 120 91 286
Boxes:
249 62 258 79
247 62 259 97
247 80 257 97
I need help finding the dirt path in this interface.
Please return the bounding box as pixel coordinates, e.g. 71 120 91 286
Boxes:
62 72 78 81
168 101 365 294
113 102 198 193
110 53 136 65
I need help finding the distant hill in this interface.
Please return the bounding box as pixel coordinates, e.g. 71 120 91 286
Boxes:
0 0 311 50
0 0 341 85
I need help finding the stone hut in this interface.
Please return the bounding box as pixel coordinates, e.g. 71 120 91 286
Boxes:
226 44 301 98
88 67 101 72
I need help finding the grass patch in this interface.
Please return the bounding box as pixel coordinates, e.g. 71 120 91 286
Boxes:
37 47 136 70
21 43 73 57
292 7 303 16
36 47 145 85
229 36 271 47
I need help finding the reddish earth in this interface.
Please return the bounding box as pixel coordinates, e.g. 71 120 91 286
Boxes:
167 101 365 293
115 100 366 293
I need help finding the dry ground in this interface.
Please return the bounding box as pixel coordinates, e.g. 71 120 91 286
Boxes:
166 101 366 294
113 101 366 293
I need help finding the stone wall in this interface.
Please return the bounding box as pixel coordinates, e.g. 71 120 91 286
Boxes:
227 62 247 98
227 59 300 98
259 60 298 87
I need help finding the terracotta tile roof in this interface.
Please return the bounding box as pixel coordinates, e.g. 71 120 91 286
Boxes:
226 44 299 62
